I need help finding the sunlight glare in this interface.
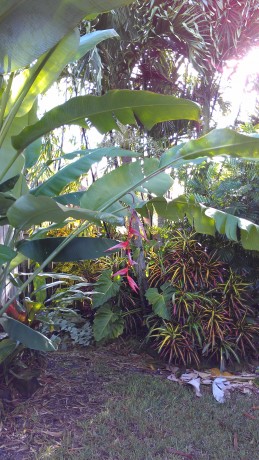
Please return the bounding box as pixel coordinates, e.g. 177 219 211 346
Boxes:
218 47 259 127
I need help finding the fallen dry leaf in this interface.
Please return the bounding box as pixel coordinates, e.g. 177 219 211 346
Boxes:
202 379 213 385
166 365 180 373
167 373 179 382
187 378 202 397
210 368 233 377
180 372 199 381
197 371 211 379
166 367 259 403
212 377 231 403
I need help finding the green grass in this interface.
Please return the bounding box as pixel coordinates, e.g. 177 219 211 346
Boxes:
37 366 259 460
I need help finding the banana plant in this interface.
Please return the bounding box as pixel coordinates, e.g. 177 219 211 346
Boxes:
0 0 259 358
0 0 201 355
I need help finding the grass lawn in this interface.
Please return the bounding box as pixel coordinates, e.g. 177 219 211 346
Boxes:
32 347 259 460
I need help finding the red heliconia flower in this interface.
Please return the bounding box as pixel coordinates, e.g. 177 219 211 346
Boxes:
127 251 137 267
128 226 143 239
106 240 130 251
129 212 148 241
106 207 148 293
126 274 139 293
113 267 129 277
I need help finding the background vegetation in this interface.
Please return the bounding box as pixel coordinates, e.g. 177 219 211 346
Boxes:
0 0 259 387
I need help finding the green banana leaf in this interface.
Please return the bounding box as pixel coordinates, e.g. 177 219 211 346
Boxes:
0 111 30 184
0 244 16 265
6 30 79 118
160 129 259 168
12 91 201 150
8 29 119 119
72 29 119 62
54 192 85 206
7 194 124 230
0 0 133 73
0 101 39 192
16 237 120 263
148 196 259 251
80 158 173 212
32 147 141 197
0 175 20 192
0 193 16 215
138 158 173 196
0 316 57 351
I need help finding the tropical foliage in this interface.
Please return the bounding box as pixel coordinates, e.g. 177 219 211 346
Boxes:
146 229 259 367
0 0 258 372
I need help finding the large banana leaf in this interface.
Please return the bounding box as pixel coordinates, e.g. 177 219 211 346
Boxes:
0 112 30 184
160 129 259 167
7 29 119 119
138 158 173 196
0 101 39 191
7 194 124 230
32 147 141 197
80 158 173 212
148 196 259 251
6 30 79 118
54 192 85 206
72 29 119 62
12 91 201 151
16 237 120 263
0 0 133 73
0 316 57 351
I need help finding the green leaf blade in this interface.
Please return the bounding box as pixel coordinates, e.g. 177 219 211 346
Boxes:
0 244 16 265
7 194 124 229
0 338 17 364
16 237 120 264
92 270 121 309
145 286 173 320
0 0 134 73
12 91 201 151
93 304 124 342
0 316 57 351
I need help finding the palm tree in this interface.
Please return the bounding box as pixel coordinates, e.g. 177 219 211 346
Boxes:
93 0 259 134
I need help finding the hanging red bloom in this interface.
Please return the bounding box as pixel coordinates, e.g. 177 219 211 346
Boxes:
126 274 139 293
105 207 149 292
106 240 130 251
113 267 129 277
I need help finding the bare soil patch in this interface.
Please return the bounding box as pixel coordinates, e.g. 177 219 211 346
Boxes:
0 344 156 459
